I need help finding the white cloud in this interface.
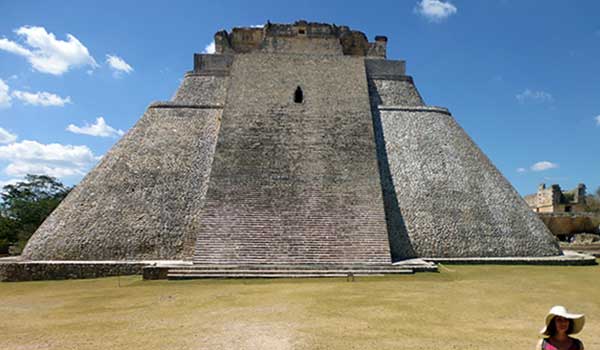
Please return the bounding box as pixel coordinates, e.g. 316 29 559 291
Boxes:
0 37 31 56
415 0 457 22
203 41 216 54
516 89 554 104
0 26 97 75
0 79 11 108
531 161 559 172
0 140 97 164
66 117 124 138
11 90 71 106
0 79 70 107
0 140 99 178
595 115 600 126
106 54 133 76
516 167 527 173
0 127 17 144
5 162 83 178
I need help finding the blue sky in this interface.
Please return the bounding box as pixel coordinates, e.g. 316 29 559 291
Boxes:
0 0 598 195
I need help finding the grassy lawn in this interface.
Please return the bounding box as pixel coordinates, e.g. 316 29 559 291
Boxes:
0 262 598 350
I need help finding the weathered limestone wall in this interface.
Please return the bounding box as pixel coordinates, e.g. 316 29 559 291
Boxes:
374 106 561 257
230 27 264 53
216 21 386 58
193 54 234 74
172 73 229 106
0 260 147 282
539 213 599 236
524 183 588 213
368 77 424 106
535 203 589 214
22 105 221 260
365 59 423 107
193 53 393 264
365 59 406 76
537 206 556 213
261 37 344 55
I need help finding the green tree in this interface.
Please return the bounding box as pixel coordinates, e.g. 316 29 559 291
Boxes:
584 186 600 214
0 175 70 254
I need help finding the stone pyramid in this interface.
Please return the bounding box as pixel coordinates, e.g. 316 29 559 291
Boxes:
22 21 561 264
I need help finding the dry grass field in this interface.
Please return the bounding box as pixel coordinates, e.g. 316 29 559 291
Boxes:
0 262 598 350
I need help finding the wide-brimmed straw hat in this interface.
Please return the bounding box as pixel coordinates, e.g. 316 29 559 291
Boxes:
540 305 585 336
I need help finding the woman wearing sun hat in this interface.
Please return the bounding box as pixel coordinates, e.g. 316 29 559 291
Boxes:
537 305 585 350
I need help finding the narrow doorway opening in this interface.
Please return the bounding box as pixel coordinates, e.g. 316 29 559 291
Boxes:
294 86 303 103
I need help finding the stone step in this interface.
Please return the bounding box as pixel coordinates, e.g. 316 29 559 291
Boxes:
168 269 413 274
166 267 414 279
169 273 363 279
174 264 413 271
142 261 437 280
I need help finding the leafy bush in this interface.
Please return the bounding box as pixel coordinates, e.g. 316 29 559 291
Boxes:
585 195 600 214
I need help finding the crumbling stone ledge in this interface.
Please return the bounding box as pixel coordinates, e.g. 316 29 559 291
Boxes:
184 71 230 77
368 74 414 81
377 105 451 115
148 101 224 109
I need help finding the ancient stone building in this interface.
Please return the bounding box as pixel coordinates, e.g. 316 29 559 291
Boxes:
524 183 596 240
524 183 587 213
21 21 562 270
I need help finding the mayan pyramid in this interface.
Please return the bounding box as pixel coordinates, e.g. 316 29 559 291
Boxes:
22 21 561 265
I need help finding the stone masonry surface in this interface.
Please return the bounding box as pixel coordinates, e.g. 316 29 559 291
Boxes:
0 260 147 282
17 21 564 276
22 106 221 260
193 53 393 264
373 107 561 257
368 78 424 107
172 74 229 106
